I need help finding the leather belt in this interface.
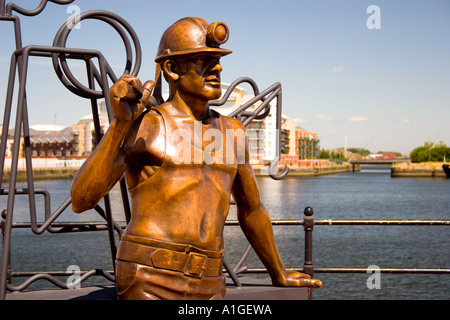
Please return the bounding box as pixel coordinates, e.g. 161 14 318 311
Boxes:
117 240 223 278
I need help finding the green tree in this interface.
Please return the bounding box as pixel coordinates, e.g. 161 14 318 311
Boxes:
410 141 450 163
423 141 434 161
431 141 450 161
410 146 429 163
347 148 371 156
319 149 331 159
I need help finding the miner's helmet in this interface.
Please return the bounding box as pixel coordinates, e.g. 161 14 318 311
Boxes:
155 17 232 63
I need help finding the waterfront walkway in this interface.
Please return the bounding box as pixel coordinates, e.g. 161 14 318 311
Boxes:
5 277 310 300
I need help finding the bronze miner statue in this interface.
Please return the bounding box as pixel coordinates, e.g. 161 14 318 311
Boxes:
71 17 322 300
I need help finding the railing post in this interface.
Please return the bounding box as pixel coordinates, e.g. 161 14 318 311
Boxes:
0 209 12 298
303 207 315 277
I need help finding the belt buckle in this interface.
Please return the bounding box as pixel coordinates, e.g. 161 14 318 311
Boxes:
184 252 207 278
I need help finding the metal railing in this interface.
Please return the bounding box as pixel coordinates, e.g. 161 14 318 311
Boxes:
224 207 450 286
3 206 449 295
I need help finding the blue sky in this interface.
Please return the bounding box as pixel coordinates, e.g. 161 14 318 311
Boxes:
1 0 449 154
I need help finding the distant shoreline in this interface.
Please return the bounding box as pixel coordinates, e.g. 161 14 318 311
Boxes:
253 164 356 177
391 162 447 178
2 168 79 183
2 164 356 183
4 162 447 183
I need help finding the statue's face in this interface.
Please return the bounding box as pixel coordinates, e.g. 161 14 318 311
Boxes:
176 53 223 102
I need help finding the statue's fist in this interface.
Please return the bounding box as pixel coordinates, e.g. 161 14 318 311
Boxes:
110 75 156 123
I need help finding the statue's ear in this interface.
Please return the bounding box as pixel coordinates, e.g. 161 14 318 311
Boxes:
162 59 179 81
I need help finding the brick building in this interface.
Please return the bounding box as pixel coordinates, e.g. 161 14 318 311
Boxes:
296 127 320 160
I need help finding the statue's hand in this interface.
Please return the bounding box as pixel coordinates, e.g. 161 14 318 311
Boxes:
110 75 155 124
272 270 322 288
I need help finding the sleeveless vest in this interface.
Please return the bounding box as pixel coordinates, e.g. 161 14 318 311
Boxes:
126 106 239 244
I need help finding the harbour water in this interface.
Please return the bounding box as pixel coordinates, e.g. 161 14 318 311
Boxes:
1 167 449 300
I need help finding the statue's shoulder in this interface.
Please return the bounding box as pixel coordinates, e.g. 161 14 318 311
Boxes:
142 107 164 124
124 108 165 150
216 112 246 131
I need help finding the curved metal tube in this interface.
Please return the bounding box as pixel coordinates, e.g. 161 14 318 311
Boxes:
268 158 290 180
51 10 142 99
208 76 260 107
6 0 74 16
211 77 289 180
0 5 139 298
6 269 115 292
7 273 68 291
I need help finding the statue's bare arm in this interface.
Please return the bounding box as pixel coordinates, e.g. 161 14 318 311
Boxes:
71 75 151 213
232 130 322 288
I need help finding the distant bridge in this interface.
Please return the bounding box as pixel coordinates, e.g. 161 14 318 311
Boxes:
350 159 410 172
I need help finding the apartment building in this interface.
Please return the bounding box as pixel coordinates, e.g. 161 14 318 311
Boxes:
212 83 319 165
1 102 109 159
296 127 320 160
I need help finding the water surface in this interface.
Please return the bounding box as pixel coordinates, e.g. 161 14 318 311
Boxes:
1 169 449 299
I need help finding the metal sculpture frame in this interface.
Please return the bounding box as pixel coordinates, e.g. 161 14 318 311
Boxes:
0 0 141 299
0 0 288 299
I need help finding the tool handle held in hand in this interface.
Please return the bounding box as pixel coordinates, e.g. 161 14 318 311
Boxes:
113 78 157 109
114 80 141 100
